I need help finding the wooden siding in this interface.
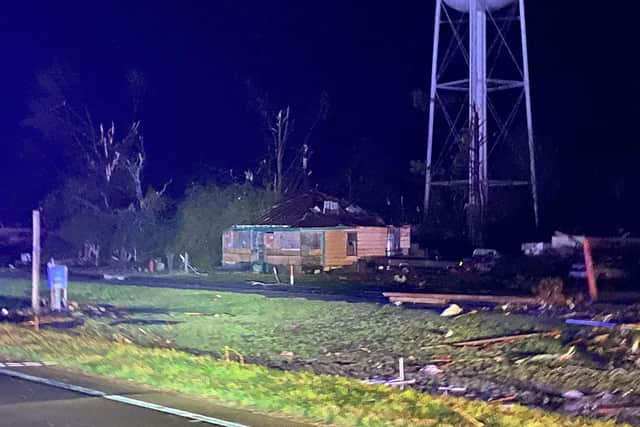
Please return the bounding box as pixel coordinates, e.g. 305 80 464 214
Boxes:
356 227 388 257
222 248 252 264
264 254 302 266
325 229 357 267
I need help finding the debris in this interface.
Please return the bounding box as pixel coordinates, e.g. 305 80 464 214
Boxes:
562 390 585 400
393 274 407 283
438 386 467 394
515 346 575 365
521 242 550 256
489 395 517 404
441 304 463 317
1 308 7 317
384 292 538 306
566 318 617 328
449 331 559 348
280 351 294 358
420 364 443 376
445 329 454 338
451 405 484 427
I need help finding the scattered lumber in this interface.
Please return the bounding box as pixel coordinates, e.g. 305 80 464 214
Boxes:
383 292 538 306
448 331 559 348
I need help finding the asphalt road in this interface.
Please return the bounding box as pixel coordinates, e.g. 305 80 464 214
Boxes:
0 374 208 427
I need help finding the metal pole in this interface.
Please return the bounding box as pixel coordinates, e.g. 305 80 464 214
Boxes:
423 0 442 220
519 0 540 227
31 210 40 315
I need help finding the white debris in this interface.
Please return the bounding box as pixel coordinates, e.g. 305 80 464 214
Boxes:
420 364 443 376
562 390 585 400
1 308 8 317
393 274 407 283
440 304 463 317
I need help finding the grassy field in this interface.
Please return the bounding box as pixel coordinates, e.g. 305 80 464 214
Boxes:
0 323 622 427
1 277 639 424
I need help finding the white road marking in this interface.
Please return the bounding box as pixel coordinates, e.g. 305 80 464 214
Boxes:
0 368 248 427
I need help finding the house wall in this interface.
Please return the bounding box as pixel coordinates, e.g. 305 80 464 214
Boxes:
356 227 388 257
324 229 357 267
400 226 411 254
222 248 252 264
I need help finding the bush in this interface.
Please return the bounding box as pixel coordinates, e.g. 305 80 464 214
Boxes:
174 183 275 270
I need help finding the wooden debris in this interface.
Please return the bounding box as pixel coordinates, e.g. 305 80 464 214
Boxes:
489 395 517 404
451 405 484 427
449 331 559 348
383 292 538 306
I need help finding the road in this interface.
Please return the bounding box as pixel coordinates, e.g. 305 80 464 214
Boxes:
0 374 203 427
0 365 310 427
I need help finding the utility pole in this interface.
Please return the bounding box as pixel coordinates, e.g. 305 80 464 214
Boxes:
32 210 41 320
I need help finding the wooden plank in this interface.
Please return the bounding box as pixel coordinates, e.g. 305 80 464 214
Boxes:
383 292 538 305
264 255 302 266
389 296 448 305
224 248 252 254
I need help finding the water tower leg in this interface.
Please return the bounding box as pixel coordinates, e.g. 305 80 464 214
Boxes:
424 0 442 220
519 0 539 227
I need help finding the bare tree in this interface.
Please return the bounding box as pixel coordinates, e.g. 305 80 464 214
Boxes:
248 81 329 196
25 63 169 263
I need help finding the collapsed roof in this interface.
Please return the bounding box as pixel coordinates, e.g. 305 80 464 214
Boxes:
254 191 386 227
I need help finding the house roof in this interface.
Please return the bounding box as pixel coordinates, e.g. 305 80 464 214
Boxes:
254 191 386 228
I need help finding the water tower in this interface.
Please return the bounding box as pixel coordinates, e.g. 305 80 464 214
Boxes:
423 0 537 245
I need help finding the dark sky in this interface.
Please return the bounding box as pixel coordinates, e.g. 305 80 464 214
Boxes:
1 1 639 234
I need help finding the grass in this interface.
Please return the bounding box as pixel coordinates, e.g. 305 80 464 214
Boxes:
1 278 639 422
0 278 550 361
0 323 622 427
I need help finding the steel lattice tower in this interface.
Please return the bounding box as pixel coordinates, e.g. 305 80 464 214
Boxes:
423 0 538 244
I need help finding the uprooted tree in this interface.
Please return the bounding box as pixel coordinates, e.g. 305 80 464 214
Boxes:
25 62 171 265
247 81 330 196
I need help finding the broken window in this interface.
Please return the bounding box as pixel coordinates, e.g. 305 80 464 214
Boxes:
301 231 321 249
277 232 300 250
232 231 251 249
346 232 357 256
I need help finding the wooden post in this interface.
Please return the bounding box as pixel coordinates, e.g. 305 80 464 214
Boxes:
289 264 294 286
184 252 189 273
583 238 598 302
32 210 40 329
398 357 405 381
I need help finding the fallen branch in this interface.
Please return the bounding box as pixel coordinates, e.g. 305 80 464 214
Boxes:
451 405 484 427
448 331 560 348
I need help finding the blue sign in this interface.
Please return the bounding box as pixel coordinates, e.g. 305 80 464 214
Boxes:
47 265 68 289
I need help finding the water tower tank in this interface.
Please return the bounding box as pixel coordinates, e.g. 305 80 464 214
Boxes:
443 0 516 12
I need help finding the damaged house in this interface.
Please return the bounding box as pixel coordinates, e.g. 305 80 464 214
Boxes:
222 192 410 269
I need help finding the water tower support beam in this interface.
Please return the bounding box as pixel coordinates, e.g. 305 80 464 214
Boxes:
519 0 539 227
423 0 442 219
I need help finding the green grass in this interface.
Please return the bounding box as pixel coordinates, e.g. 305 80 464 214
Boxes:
1 278 639 413
0 324 622 427
0 278 549 360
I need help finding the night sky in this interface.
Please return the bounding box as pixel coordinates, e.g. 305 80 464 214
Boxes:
1 1 639 235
